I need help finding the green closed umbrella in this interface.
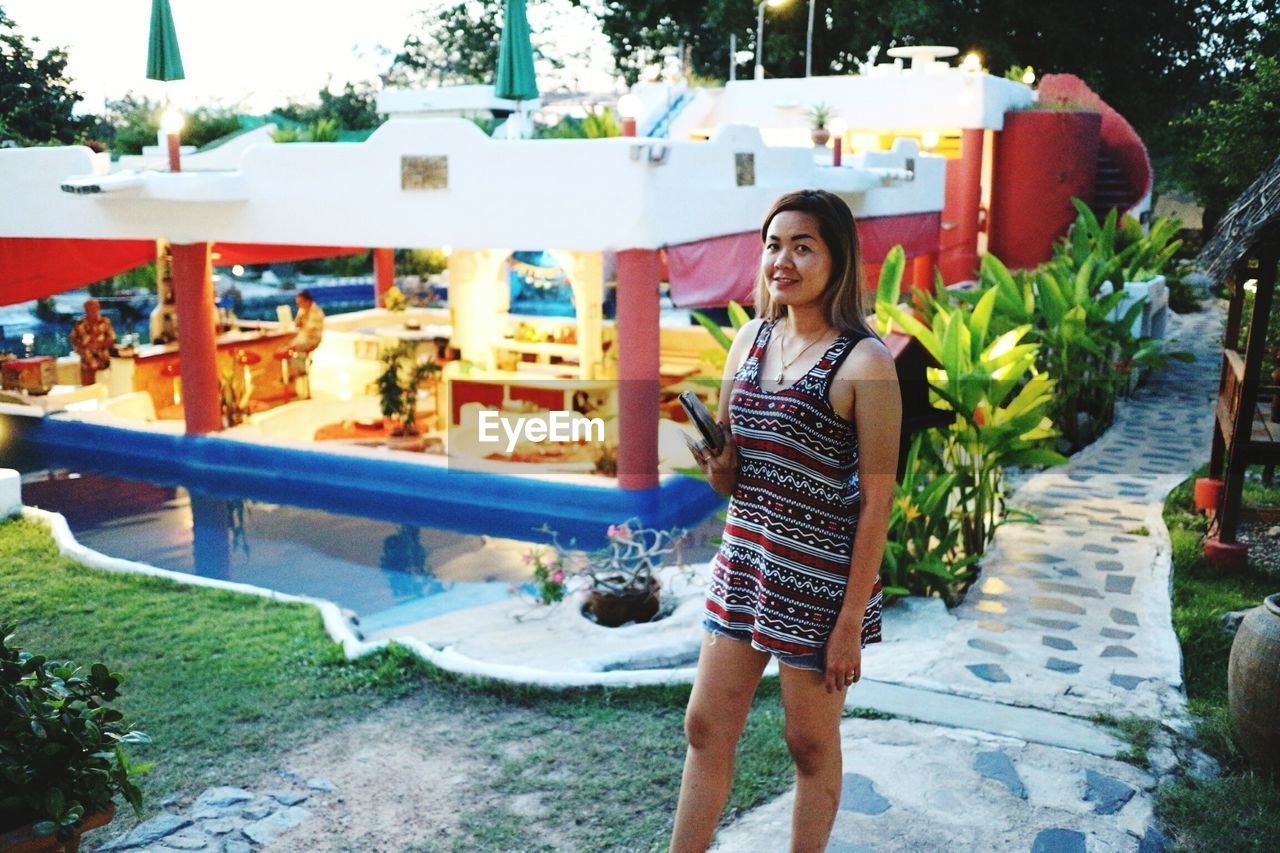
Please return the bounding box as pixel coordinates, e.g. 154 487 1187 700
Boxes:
494 0 538 138
146 0 185 81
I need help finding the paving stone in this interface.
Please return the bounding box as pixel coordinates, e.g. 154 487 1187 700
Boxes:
1035 581 1103 599
999 564 1050 579
1041 636 1076 651
977 620 1010 633
266 790 309 807
1045 657 1082 674
1030 596 1086 615
1030 827 1087 853
973 750 1027 799
1110 673 1144 690
975 599 1008 614
99 815 193 850
1140 824 1171 852
1110 608 1139 626
221 838 252 853
1027 616 1078 631
1082 544 1120 554
199 819 236 836
981 577 1014 595
968 638 1010 655
306 777 336 792
241 801 274 820
1101 645 1137 658
241 807 311 846
194 788 254 809
163 830 211 850
838 773 891 815
1083 769 1136 815
1105 575 1136 594
966 663 1011 683
1055 568 1081 577
1100 628 1135 639
1096 560 1125 572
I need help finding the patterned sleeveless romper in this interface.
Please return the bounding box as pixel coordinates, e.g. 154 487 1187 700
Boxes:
704 319 884 671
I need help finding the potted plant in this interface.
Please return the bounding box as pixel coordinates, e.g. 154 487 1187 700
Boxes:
806 102 835 146
376 342 439 451
0 627 150 852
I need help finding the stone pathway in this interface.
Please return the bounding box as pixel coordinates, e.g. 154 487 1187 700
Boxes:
715 306 1224 852
91 776 338 853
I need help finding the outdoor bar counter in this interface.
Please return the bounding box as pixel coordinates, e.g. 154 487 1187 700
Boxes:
110 329 296 417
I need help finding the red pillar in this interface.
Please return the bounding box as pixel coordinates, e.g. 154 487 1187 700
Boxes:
615 249 661 491
170 242 222 435
373 248 395 308
937 129 984 284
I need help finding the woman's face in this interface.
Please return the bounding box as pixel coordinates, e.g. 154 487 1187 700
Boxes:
762 210 833 309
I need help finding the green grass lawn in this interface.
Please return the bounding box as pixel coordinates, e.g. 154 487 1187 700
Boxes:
1157 468 1280 852
0 516 794 851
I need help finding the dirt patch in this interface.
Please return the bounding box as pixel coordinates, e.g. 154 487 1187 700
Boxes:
256 695 475 852
251 694 574 853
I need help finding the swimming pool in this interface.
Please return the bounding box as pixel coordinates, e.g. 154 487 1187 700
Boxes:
20 468 723 632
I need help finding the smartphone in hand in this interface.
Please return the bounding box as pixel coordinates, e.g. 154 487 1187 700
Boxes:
678 391 725 453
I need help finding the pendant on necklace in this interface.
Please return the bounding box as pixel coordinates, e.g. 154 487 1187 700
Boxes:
775 371 785 383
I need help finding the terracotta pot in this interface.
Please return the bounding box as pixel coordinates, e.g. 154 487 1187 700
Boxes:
1229 593 1280 774
588 577 661 627
0 803 116 853
810 128 831 147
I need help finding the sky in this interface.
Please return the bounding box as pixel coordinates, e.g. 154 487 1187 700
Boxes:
5 0 622 114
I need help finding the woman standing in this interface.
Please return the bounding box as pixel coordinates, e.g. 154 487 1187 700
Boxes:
672 190 901 852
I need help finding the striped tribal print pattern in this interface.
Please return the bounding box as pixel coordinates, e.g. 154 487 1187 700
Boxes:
705 320 884 659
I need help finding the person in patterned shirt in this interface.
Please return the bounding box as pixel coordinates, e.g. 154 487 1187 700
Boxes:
671 190 901 853
69 298 116 385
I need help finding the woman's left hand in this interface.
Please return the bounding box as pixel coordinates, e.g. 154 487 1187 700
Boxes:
824 614 863 694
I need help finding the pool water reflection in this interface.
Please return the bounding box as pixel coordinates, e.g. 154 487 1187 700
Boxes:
22 471 542 631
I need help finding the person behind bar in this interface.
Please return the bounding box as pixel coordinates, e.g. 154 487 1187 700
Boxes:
279 290 324 373
150 282 179 345
671 189 901 852
69 298 116 386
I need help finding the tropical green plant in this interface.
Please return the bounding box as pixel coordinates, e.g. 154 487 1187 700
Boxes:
376 342 439 436
0 627 150 842
879 286 1065 557
582 108 621 138
805 101 835 130
880 433 979 604
687 301 752 389
522 544 569 604
1064 199 1182 285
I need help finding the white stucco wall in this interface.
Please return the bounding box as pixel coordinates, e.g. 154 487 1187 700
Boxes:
669 71 1034 140
0 118 943 253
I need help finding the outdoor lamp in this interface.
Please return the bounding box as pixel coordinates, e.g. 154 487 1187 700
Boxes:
617 93 641 137
921 130 940 151
1022 66 1036 86
160 108 184 173
962 52 983 73
754 0 791 81
21 333 34 357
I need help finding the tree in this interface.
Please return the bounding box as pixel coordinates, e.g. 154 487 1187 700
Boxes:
384 1 566 90
1175 31 1280 229
0 7 91 144
273 80 380 132
385 2 505 88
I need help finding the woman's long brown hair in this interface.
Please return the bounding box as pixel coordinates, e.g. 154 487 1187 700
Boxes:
752 189 875 338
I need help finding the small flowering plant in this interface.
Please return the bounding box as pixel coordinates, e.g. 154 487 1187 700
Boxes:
523 545 569 604
522 519 687 605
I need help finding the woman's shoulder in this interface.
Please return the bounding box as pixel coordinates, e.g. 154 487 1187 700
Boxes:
835 332 896 382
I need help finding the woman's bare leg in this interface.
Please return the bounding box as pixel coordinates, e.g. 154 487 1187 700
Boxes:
670 632 770 853
778 663 849 853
